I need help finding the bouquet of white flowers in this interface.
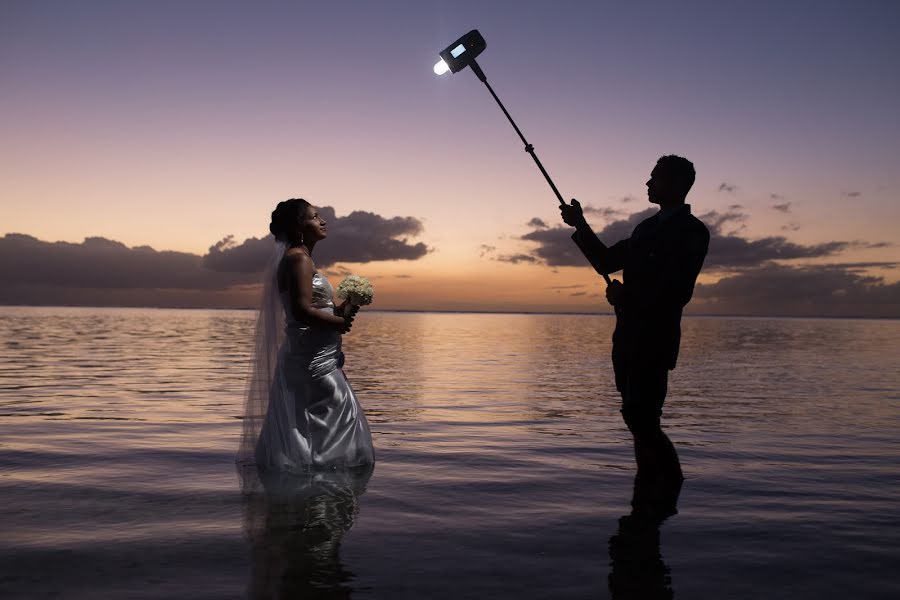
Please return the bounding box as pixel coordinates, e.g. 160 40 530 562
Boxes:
336 275 374 316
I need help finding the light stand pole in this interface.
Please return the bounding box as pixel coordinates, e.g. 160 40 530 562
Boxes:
466 59 568 211
435 31 612 285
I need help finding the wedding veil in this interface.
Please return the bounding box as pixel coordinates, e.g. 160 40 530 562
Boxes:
236 239 287 471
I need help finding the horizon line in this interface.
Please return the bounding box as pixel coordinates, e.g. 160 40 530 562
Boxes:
1 304 897 321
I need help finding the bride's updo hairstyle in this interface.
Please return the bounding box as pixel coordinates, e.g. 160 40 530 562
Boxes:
269 198 311 243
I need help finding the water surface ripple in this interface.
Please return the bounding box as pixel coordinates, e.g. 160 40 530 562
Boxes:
1 307 898 598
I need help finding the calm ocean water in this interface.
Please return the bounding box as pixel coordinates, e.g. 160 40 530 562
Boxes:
1 306 898 599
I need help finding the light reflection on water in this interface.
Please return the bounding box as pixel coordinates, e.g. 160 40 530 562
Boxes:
1 307 899 598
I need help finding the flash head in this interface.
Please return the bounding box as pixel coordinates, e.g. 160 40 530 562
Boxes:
437 30 486 74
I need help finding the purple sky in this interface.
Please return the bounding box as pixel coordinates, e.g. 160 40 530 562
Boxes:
1 1 898 316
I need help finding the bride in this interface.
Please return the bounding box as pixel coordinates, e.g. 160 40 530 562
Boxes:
237 198 375 472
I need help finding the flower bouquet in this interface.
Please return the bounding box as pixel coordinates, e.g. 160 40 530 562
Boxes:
336 275 374 316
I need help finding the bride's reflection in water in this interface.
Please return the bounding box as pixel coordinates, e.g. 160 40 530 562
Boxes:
608 475 682 599
241 464 374 599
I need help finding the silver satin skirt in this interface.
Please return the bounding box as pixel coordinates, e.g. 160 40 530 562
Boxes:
255 325 375 470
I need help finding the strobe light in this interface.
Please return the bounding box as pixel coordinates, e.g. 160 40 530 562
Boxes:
433 30 486 76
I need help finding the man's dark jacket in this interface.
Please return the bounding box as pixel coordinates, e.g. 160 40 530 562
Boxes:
572 204 710 370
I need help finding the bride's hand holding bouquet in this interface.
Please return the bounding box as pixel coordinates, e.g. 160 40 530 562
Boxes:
336 275 374 321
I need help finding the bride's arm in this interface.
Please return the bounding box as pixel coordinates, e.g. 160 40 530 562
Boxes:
287 252 353 333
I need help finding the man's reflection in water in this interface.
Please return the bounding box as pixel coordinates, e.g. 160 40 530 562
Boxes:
241 464 374 599
608 474 682 600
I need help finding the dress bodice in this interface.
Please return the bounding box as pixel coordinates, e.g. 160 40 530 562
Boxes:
312 273 336 310
279 273 335 328
277 272 342 379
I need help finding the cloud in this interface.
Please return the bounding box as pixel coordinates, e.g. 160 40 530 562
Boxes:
527 217 548 229
693 263 900 318
842 191 862 198
705 235 851 269
204 206 428 272
770 193 784 201
478 244 496 258
772 202 792 213
516 227 595 268
699 207 748 235
692 207 886 270
590 209 659 243
496 253 538 264
499 202 899 317
497 209 654 268
582 205 625 219
696 207 854 269
327 265 353 277
718 182 738 194
511 209 652 267
203 235 269 274
0 234 250 290
0 208 429 306
829 261 900 270
511 206 889 275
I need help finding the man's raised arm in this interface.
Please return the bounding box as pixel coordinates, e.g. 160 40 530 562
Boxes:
560 199 626 277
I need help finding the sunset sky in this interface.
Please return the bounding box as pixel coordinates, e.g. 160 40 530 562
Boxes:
2 1 898 316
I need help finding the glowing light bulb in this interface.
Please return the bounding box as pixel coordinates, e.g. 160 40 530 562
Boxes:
433 59 450 75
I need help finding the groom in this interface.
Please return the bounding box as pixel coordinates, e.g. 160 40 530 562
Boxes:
561 155 709 485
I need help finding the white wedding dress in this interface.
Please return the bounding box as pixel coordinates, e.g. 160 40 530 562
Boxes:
238 243 374 473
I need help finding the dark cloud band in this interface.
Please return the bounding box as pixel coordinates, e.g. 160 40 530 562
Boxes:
0 207 428 302
204 206 428 272
494 206 898 317
694 263 900 318
506 206 881 271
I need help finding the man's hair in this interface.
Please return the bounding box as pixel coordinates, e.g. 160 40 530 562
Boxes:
656 155 695 198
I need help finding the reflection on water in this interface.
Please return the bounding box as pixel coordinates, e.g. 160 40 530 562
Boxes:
1 308 899 599
608 474 682 600
241 465 374 599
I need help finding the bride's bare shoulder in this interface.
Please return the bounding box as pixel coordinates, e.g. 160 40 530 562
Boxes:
283 248 316 271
